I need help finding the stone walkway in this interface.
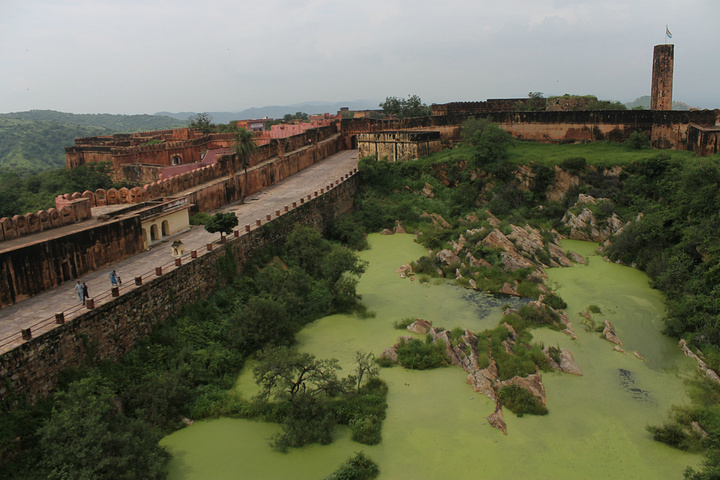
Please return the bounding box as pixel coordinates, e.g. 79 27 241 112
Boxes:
0 149 359 354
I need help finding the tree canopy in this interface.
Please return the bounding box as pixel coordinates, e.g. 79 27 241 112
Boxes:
379 95 430 118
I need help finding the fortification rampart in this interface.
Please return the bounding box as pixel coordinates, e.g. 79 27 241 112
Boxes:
0 198 91 243
0 175 358 399
343 109 720 154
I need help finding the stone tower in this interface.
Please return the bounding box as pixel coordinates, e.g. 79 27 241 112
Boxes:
651 44 674 110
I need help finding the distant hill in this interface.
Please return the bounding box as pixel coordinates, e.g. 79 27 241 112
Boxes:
156 100 380 124
624 96 695 111
0 111 186 175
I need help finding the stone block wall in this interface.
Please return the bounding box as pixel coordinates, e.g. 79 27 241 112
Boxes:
357 131 443 161
0 176 358 399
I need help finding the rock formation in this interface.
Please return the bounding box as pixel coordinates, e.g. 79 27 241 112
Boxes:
561 194 624 242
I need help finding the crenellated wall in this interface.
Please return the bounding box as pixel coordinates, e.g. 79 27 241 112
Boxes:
0 198 91 243
0 176 358 399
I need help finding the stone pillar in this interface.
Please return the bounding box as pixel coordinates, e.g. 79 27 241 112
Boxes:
651 44 674 110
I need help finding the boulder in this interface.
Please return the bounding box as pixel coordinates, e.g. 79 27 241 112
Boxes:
602 320 623 346
397 264 413 279
393 220 407 234
437 249 461 266
407 319 433 334
500 282 521 296
487 404 507 435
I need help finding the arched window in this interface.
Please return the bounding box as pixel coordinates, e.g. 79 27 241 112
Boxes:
171 155 182 165
161 220 169 237
150 224 158 241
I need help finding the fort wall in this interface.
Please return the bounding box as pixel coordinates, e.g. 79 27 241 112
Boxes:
0 216 143 308
0 176 358 399
357 131 443 161
342 109 720 154
0 198 91 243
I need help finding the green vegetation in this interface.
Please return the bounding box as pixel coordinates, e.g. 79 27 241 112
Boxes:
0 225 370 478
395 337 448 370
324 452 380 480
0 162 122 218
204 212 239 235
498 385 548 416
0 111 185 174
186 112 216 134
379 95 430 118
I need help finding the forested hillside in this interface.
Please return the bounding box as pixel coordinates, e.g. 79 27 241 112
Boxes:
0 111 185 175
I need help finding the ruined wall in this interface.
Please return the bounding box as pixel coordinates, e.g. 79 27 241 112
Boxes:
0 216 143 308
0 176 358 399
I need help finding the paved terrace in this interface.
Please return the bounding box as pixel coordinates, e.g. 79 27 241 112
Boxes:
0 149 359 354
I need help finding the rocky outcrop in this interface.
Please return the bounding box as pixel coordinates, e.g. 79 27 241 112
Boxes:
602 320 623 346
544 347 583 375
437 249 462 266
679 339 720 385
382 313 580 435
497 372 547 407
561 194 623 242
547 167 581 202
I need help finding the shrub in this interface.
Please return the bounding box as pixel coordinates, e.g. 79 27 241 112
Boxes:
625 131 650 150
190 212 211 226
498 385 548 416
561 157 587 174
544 292 568 310
396 338 447 370
393 318 415 330
325 452 380 480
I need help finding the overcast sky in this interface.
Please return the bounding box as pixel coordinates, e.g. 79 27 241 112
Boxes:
1 0 718 115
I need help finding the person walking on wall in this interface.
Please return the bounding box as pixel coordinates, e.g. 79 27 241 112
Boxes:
110 270 120 288
82 282 89 304
74 280 84 304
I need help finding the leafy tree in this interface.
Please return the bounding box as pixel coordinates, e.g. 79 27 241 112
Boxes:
187 112 215 134
253 346 345 402
473 123 516 167
348 351 380 393
461 117 492 145
204 212 238 235
233 127 257 202
37 375 169 480
379 95 430 118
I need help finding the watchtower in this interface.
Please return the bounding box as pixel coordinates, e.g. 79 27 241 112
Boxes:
651 44 674 110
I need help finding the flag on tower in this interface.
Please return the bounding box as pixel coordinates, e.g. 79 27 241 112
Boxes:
666 25 672 39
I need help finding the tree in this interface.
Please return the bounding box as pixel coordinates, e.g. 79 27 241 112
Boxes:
349 351 380 393
379 95 430 118
38 375 169 480
233 127 257 202
460 117 492 146
187 113 215 134
253 346 344 403
204 212 238 235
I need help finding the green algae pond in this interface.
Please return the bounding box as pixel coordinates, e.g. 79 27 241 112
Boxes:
161 234 700 479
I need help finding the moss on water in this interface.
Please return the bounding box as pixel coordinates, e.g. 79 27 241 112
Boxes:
161 235 700 479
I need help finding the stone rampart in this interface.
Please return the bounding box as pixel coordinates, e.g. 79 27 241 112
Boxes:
343 109 720 154
0 176 358 399
0 198 92 243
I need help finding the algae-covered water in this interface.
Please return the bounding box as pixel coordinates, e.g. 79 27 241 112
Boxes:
161 235 699 479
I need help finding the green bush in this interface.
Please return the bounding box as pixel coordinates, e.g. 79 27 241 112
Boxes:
498 384 548 416
396 338 448 370
325 452 380 480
